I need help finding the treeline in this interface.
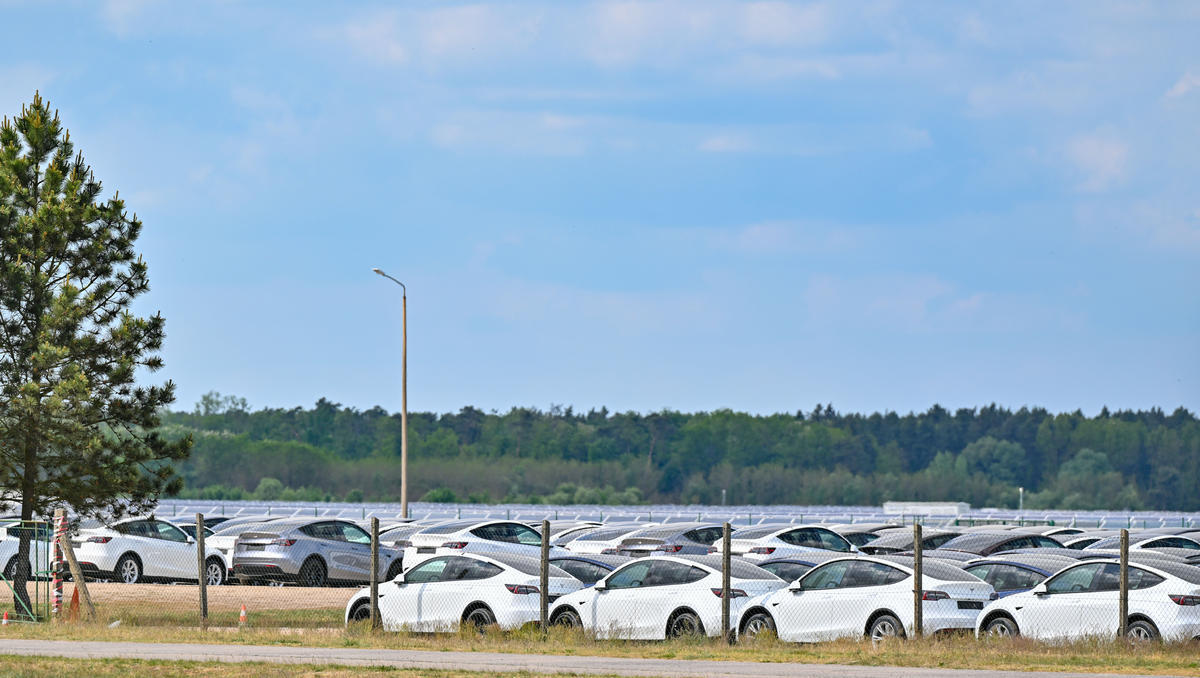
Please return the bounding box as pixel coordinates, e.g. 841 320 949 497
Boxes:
161 393 1200 511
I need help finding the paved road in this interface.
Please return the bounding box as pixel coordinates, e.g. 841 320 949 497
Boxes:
0 639 1183 678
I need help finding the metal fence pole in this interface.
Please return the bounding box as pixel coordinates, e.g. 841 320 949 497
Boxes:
370 517 381 630
721 522 731 643
540 520 550 634
196 513 208 627
1119 528 1129 637
912 522 923 638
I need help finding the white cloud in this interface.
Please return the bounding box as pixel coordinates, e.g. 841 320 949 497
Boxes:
737 2 830 47
698 134 753 153
340 13 409 65
1067 134 1128 192
1165 72 1200 99
100 0 158 37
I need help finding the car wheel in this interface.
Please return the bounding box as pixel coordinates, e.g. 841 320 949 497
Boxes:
204 558 226 586
985 616 1019 638
347 599 372 624
667 610 704 639
386 560 403 581
3 557 18 581
867 614 904 641
464 606 496 633
298 558 327 587
551 608 582 628
741 612 776 640
116 554 142 584
1126 620 1160 642
267 579 287 587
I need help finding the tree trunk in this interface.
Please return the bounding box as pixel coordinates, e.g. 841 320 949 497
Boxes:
12 500 34 619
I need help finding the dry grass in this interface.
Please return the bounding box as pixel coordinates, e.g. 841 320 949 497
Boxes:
0 655 626 678
0 622 1197 675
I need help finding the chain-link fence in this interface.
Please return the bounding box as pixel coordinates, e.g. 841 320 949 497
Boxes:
8 513 1198 644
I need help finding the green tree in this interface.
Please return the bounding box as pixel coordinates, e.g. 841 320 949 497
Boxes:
253 477 284 501
955 436 1027 487
0 94 191 615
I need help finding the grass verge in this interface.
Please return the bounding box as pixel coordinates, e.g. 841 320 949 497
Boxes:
0 655 627 678
0 623 1197 675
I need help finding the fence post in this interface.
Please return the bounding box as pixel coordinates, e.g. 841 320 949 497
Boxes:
912 522 923 638
370 517 381 630
721 522 731 643
196 513 208 627
1119 528 1129 637
540 520 550 635
52 509 64 621
57 527 95 621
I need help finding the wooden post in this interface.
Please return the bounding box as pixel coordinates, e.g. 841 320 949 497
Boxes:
370 517 381 629
912 523 923 637
57 532 96 622
196 513 208 627
721 522 731 643
540 520 550 634
52 509 65 620
1118 528 1129 637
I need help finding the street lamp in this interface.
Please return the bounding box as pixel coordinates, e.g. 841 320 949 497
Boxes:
373 268 409 519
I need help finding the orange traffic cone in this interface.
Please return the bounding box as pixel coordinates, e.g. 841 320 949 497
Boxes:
68 588 81 623
238 604 247 627
2 611 8 626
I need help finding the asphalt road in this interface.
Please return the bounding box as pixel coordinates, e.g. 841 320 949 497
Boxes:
0 639 1180 678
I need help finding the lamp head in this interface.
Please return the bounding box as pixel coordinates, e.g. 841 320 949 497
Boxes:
372 268 384 276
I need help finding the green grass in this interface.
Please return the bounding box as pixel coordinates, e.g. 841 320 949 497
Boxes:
1 622 1197 675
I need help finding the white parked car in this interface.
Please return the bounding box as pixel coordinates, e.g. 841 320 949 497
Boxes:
72 517 228 585
0 522 54 581
560 524 657 555
737 556 995 642
721 524 856 562
548 554 786 639
405 520 570 564
345 552 583 632
976 560 1200 642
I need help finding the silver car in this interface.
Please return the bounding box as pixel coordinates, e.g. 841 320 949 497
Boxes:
231 518 403 586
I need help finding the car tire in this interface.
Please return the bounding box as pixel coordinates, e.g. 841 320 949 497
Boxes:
347 599 372 624
298 558 327 587
116 554 142 584
985 616 1019 638
741 612 776 640
550 608 582 628
463 605 496 633
867 613 904 641
3 557 18 581
667 610 704 639
1126 619 1160 642
204 558 226 586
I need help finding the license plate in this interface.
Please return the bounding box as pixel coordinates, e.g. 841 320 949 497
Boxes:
418 547 435 554
957 601 983 610
245 544 265 551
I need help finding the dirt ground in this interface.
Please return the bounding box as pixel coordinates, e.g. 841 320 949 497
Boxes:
62 582 353 612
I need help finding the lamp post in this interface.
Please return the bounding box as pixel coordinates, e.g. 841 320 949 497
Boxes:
373 268 409 519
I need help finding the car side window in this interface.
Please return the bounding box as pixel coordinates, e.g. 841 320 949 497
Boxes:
964 564 992 581
443 557 502 581
553 560 610 584
509 524 544 546
926 533 958 549
640 561 693 587
842 561 906 587
606 561 652 589
1128 568 1165 590
1151 538 1199 550
800 561 851 590
983 564 1043 592
686 527 723 545
1092 563 1121 592
153 521 189 543
1032 536 1060 548
815 528 851 552
340 523 371 545
761 562 813 582
405 557 452 583
469 525 501 541
1045 563 1102 594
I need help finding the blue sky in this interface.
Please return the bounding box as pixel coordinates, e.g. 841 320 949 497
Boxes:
3 1 1198 416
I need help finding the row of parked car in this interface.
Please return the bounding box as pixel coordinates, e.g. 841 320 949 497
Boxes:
2 514 1198 642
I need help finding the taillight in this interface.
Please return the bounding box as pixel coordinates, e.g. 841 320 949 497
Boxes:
1169 594 1200 606
706 546 718 554
711 588 748 599
749 547 776 555
441 541 468 549
506 584 539 595
654 544 683 553
393 540 412 548
270 539 296 547
922 591 950 601
600 548 618 555
86 536 112 544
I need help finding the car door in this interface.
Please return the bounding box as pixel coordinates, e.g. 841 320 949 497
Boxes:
149 520 195 579
335 522 374 582
425 556 505 630
382 556 453 631
592 560 653 638
117 521 163 577
1071 563 1123 638
306 522 359 582
770 561 852 641
1022 563 1104 639
635 560 710 638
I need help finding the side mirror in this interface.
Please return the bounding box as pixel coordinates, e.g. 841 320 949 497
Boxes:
788 585 804 593
1032 583 1049 597
187 536 195 545
593 582 607 592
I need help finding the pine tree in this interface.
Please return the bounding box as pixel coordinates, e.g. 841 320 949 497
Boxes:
0 94 192 615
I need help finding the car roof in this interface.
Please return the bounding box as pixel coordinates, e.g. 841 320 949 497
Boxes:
803 555 978 582
731 524 837 539
966 554 1080 574
939 531 1062 552
666 554 781 580
757 552 851 567
622 523 722 540
459 552 572 578
416 520 529 535
549 554 632 568
570 524 654 541
863 528 956 548
1058 559 1200 586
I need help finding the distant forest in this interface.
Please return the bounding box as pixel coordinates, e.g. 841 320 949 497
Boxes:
161 393 1200 511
